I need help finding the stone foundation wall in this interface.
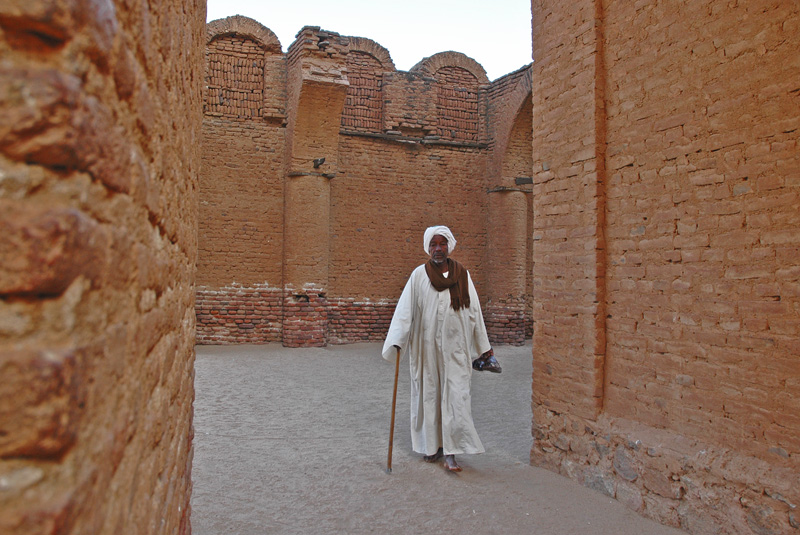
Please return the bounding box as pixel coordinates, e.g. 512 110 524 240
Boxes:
533 409 799 534
0 0 204 533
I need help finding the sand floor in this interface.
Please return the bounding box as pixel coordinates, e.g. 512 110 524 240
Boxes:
191 342 685 535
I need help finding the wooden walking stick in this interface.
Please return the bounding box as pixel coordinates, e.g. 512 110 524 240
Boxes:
386 346 401 473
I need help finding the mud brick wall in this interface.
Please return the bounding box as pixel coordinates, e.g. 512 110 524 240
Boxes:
206 36 265 118
382 71 439 137
329 134 491 344
0 1 204 533
342 51 385 132
530 0 800 533
197 18 286 345
435 66 481 142
331 135 490 298
197 115 285 344
199 20 534 347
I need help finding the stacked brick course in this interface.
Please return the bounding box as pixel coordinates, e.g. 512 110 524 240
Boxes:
342 51 385 132
195 284 283 344
198 19 534 348
435 66 480 142
327 298 396 344
282 286 329 348
0 0 204 533
206 37 266 118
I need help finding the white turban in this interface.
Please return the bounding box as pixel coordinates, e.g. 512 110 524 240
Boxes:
423 225 457 255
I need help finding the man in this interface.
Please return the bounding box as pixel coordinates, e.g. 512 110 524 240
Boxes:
382 225 500 472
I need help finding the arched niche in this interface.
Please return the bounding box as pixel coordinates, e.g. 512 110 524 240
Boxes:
490 66 533 180
341 38 395 132
205 16 283 119
412 52 488 142
409 51 489 84
206 15 281 52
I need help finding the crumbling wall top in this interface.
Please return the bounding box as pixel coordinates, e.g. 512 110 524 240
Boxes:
345 36 395 71
207 15 281 53
410 51 489 84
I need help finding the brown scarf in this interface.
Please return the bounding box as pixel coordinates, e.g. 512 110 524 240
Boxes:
425 258 470 311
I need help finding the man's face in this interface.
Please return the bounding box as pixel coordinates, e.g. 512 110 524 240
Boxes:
429 234 449 264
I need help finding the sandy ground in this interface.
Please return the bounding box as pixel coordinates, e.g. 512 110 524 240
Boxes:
191 342 684 535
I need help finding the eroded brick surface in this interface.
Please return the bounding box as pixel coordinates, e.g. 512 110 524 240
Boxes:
0 348 84 458
0 0 204 533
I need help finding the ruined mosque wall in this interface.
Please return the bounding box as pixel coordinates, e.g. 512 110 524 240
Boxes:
197 18 287 344
197 18 534 347
0 0 205 533
530 0 800 533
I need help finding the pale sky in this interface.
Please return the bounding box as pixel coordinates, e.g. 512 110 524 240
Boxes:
206 0 532 81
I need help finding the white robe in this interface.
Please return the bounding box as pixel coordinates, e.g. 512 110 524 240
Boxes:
382 264 492 456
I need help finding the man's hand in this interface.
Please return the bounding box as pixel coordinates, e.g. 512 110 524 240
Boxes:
473 349 501 373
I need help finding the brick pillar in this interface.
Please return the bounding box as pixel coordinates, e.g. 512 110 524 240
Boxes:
283 173 332 347
282 28 349 347
531 0 607 420
485 189 529 345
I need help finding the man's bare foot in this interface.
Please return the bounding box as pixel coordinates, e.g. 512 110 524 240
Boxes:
423 447 443 463
443 454 462 472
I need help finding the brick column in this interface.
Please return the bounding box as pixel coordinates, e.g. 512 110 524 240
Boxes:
282 28 349 347
531 0 607 420
283 172 333 347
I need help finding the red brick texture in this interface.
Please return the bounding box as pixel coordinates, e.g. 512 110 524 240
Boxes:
530 0 800 533
198 20 534 348
195 284 283 344
0 0 204 533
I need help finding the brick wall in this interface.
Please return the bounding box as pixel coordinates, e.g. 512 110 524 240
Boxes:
327 298 396 344
530 0 800 533
331 135 490 298
195 284 282 344
198 19 534 347
342 51 385 132
206 36 265 118
435 66 481 142
0 0 204 533
197 17 287 346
